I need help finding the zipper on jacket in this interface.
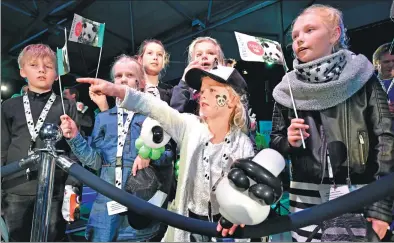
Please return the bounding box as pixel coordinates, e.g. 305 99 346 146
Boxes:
320 125 327 184
344 100 351 185
344 101 350 162
358 132 366 165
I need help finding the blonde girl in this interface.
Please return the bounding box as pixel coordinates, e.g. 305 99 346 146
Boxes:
271 4 394 242
77 64 255 242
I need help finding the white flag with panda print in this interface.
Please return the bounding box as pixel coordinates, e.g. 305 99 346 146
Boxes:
234 31 284 65
68 14 105 48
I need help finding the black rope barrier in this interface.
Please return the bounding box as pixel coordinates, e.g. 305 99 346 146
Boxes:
1 161 25 177
1 154 40 178
68 163 394 238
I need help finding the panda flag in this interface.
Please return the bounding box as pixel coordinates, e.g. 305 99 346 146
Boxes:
69 14 105 78
57 28 70 76
234 31 284 65
69 14 105 48
56 27 70 115
234 31 306 148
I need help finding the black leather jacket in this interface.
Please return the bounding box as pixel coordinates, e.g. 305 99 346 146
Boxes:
270 76 394 223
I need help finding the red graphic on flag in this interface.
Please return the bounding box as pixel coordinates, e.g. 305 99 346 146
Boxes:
247 41 264 56
75 22 82 37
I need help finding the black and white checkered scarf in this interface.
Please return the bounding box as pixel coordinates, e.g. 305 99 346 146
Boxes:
295 51 347 83
273 50 375 110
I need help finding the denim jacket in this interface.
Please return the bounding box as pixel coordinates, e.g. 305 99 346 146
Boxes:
67 106 173 242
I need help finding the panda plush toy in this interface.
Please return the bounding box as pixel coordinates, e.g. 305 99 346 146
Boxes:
215 148 285 228
135 117 171 160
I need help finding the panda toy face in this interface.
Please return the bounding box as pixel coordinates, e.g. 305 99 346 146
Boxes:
262 42 283 63
140 117 171 149
215 149 285 226
80 22 98 45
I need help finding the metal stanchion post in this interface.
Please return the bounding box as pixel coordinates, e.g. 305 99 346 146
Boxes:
30 123 62 242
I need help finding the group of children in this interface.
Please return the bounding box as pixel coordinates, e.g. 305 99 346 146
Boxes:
2 3 394 243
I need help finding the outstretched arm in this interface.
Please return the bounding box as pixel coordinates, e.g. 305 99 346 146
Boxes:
77 78 189 144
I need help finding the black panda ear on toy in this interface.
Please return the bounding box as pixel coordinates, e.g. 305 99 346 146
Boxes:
215 149 285 229
92 24 97 33
82 22 87 28
140 117 170 149
228 158 282 205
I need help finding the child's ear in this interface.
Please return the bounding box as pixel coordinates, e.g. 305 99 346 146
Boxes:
330 26 341 46
137 56 143 65
227 95 237 109
20 68 27 78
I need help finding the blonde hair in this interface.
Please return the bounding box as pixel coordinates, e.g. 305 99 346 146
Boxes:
373 43 392 68
137 39 170 70
293 4 349 52
17 44 57 70
228 87 249 133
187 37 225 64
110 54 146 91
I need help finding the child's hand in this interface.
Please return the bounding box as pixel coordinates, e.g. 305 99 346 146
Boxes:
287 118 309 147
89 91 109 112
248 108 257 131
132 155 150 176
60 114 78 139
217 221 245 237
77 78 127 100
181 60 203 81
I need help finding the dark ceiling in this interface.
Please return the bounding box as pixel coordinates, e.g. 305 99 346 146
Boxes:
1 0 393 100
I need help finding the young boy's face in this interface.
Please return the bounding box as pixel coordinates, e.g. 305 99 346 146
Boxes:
20 56 57 92
199 77 235 119
377 52 394 79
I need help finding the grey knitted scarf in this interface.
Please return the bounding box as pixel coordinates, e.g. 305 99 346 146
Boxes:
272 50 375 110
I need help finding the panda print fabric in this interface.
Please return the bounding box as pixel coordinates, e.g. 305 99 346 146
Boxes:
79 22 98 45
68 14 104 48
261 41 283 64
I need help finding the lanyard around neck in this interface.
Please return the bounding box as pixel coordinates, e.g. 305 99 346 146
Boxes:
379 78 394 94
115 107 134 189
23 92 57 154
203 135 232 222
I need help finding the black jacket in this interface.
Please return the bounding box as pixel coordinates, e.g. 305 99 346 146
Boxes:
1 90 78 196
170 80 199 114
270 76 394 223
